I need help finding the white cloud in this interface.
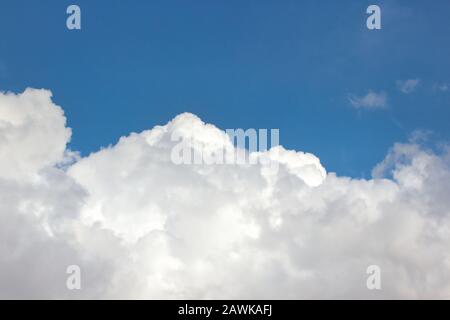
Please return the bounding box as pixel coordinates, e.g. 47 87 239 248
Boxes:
397 79 421 94
435 83 450 92
349 91 387 110
0 88 71 180
1 88 450 299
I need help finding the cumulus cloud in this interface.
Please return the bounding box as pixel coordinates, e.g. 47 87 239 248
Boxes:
349 91 387 110
397 79 421 94
1 88 450 299
0 89 71 180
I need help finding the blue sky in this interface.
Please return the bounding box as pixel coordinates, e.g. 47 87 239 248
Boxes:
1 0 449 177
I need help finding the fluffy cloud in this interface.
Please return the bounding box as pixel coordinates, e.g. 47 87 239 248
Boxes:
0 89 71 180
397 79 421 94
1 88 450 299
349 91 387 110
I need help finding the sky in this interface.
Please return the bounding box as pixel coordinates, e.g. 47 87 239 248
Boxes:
1 1 450 300
1 0 450 177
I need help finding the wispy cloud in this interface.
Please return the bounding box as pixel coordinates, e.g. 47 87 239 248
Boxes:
435 83 449 92
396 79 420 94
348 91 387 110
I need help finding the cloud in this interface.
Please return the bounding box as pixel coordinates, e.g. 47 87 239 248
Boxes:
0 88 71 180
1 88 450 299
349 91 387 110
397 79 421 94
434 83 450 92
